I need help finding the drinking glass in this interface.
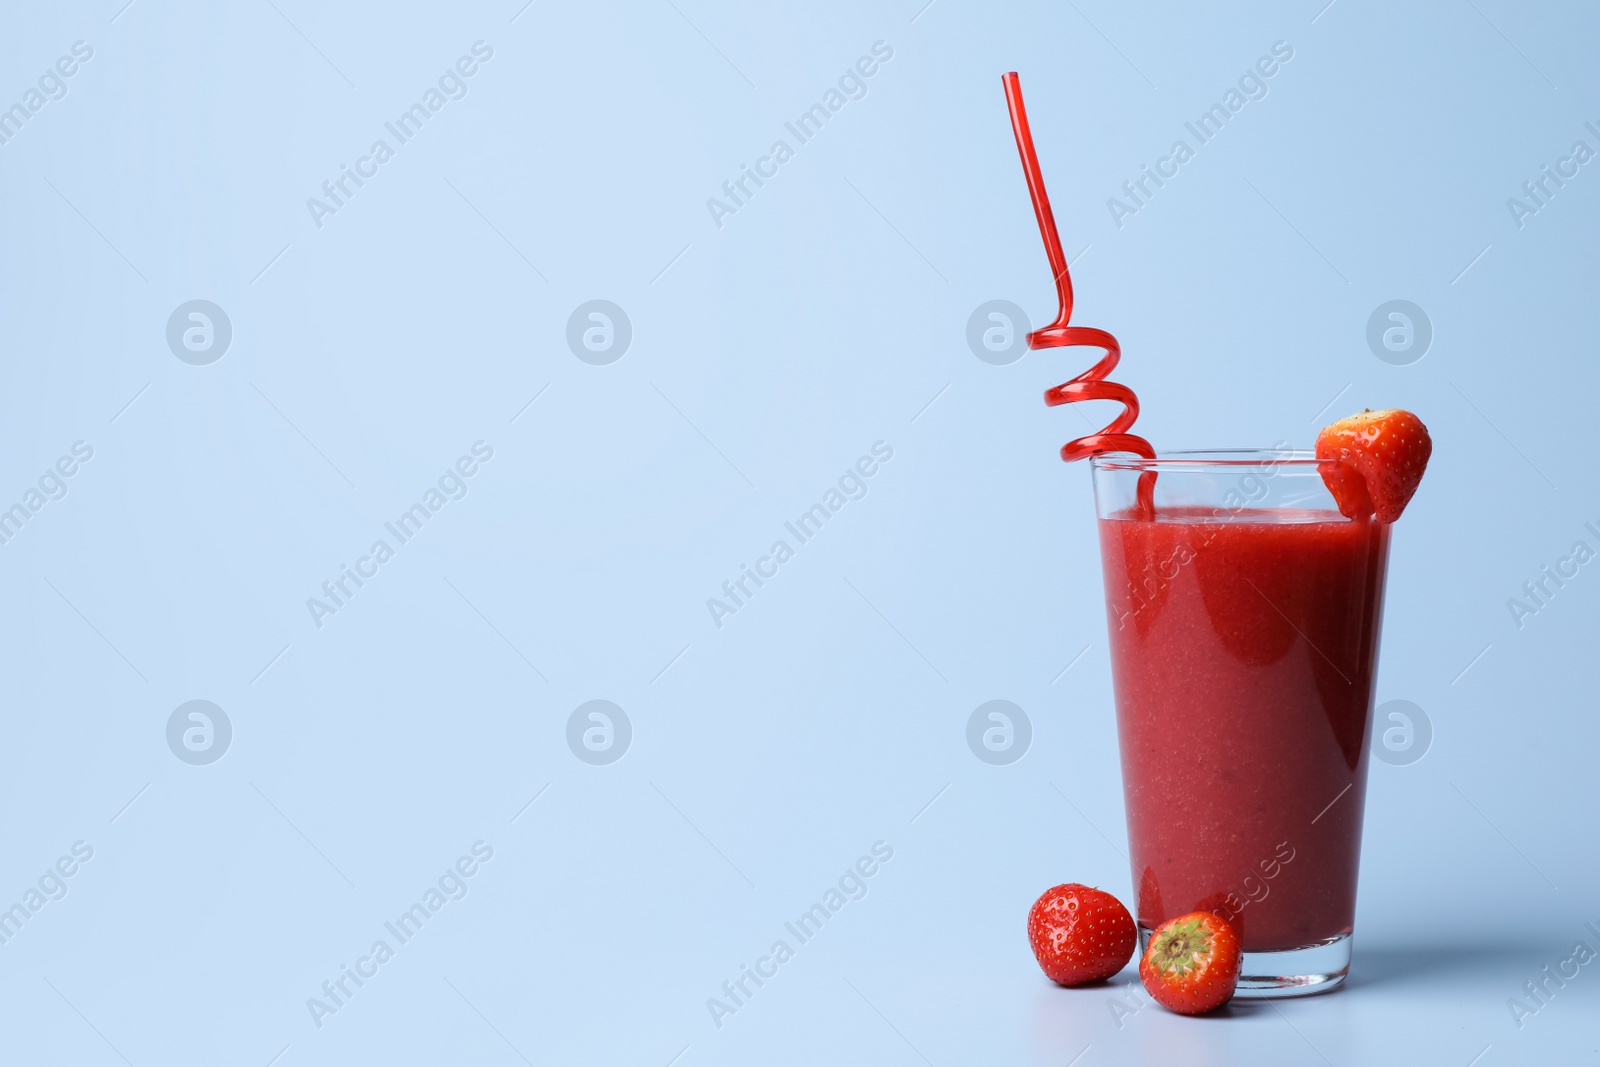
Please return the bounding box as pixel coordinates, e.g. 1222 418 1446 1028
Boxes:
1091 449 1391 997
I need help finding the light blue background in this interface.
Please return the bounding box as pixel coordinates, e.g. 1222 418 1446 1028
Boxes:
2 0 1596 1063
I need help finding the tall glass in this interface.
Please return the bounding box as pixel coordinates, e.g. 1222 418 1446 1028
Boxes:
1091 449 1391 997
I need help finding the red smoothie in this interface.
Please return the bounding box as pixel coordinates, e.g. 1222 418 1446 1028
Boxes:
1098 507 1389 952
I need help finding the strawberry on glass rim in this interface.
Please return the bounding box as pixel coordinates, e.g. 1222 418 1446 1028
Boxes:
1315 408 1432 523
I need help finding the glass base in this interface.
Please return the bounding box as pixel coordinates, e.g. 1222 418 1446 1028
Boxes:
1138 927 1351 999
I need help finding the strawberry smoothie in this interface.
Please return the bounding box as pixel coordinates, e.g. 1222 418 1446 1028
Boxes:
998 70 1429 995
1098 506 1389 952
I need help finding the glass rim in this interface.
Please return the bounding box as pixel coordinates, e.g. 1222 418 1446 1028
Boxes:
1089 448 1336 472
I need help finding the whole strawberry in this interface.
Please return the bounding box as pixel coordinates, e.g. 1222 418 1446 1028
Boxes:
1027 883 1137 986
1139 911 1241 1014
1315 408 1432 523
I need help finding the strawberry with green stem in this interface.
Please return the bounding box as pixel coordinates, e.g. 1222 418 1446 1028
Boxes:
1139 911 1241 1015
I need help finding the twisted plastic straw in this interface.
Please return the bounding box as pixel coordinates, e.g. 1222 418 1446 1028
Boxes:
1003 73 1155 515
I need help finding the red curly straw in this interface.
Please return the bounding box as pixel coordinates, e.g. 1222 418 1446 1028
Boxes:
1003 72 1155 517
